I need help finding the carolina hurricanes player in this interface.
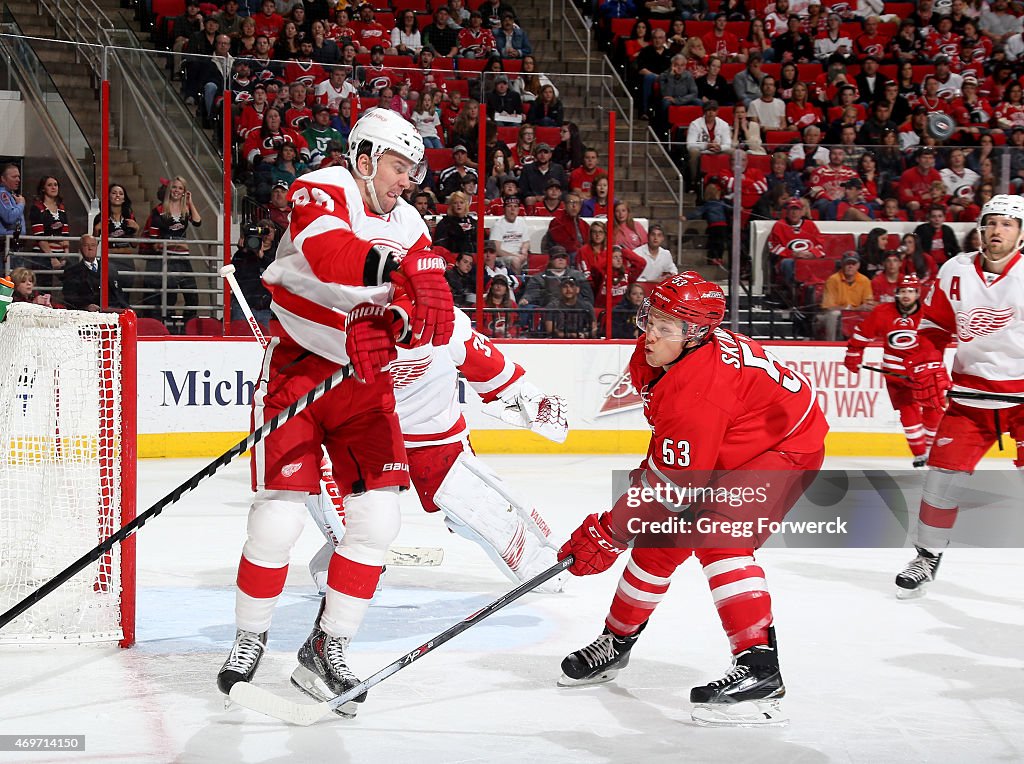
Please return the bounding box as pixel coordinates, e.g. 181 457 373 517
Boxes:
555 272 828 726
217 108 455 716
896 194 1024 598
845 275 943 468
305 307 570 593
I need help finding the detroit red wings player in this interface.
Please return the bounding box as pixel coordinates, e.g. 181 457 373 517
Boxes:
845 275 943 467
897 194 1024 598
555 272 828 727
306 308 570 593
218 108 455 716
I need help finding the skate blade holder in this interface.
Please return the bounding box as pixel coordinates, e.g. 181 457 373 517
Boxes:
896 585 929 601
555 669 619 688
290 666 359 718
691 699 789 728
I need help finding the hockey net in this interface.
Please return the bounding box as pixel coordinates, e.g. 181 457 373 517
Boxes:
0 304 137 646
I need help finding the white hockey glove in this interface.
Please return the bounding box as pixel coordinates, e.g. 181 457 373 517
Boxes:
483 379 568 444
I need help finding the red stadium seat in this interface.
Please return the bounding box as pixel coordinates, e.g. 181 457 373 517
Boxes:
184 317 223 336
700 152 731 177
668 105 703 129
227 319 254 337
445 78 470 97
425 147 452 172
764 130 800 150
823 234 856 260
527 253 550 273
746 153 771 175
794 258 838 285
534 126 561 147
456 58 488 78
417 13 434 30
497 126 519 144
136 318 170 336
685 20 713 37
392 0 429 12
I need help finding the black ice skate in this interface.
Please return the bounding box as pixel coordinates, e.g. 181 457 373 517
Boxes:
217 629 268 697
895 546 943 599
689 631 788 727
557 622 646 687
291 626 367 718
912 454 928 469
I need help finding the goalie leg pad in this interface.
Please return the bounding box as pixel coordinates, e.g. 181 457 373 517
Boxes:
435 453 567 592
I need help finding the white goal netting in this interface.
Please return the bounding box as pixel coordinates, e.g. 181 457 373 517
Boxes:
0 304 135 645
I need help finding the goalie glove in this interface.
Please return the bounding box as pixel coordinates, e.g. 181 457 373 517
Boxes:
843 347 863 374
483 379 569 444
390 250 455 348
557 512 625 576
345 303 398 384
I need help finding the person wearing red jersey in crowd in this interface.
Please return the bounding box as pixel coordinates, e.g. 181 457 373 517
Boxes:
358 45 399 96
786 81 823 131
807 145 858 217
925 20 961 62
914 205 959 267
576 219 611 281
236 83 272 141
216 109 455 715
458 11 496 58
351 3 388 54
831 177 875 221
871 250 906 301
282 82 313 131
244 107 311 169
948 75 989 141
327 7 357 45
284 38 328 90
763 0 792 39
954 20 991 75
544 192 590 261
568 148 603 196
252 0 284 42
528 179 566 217
899 147 943 220
979 62 1014 107
846 274 940 467
589 242 646 311
854 16 890 58
896 195 1024 598
769 197 828 287
556 272 827 727
702 13 746 63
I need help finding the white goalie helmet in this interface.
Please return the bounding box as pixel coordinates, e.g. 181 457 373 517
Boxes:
347 107 427 185
977 194 1024 259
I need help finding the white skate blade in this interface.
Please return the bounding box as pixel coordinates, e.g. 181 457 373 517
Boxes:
290 666 359 718
556 669 619 688
896 584 928 600
691 699 789 727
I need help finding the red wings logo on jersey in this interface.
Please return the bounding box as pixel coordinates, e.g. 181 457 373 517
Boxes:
389 357 433 388
956 306 1016 342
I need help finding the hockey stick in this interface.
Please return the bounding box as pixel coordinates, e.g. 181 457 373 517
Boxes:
0 365 352 633
229 555 574 725
947 390 1024 405
218 266 445 568
859 364 911 381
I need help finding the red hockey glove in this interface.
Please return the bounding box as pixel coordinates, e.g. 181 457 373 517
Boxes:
345 303 397 384
390 250 454 348
911 359 951 410
558 513 626 576
843 348 863 374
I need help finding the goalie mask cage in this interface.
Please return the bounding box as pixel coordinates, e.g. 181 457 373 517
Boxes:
0 304 137 647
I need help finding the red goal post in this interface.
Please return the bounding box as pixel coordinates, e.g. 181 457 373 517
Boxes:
0 304 137 647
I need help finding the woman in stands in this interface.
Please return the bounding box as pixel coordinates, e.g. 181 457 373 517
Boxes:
611 282 645 339
857 152 883 206
273 21 302 61
667 19 687 55
288 5 311 38
620 19 651 64
895 60 921 106
577 219 609 279
890 19 924 64
142 176 201 323
93 183 140 255
786 80 824 131
485 145 515 196
433 191 478 255
391 9 422 58
581 174 614 219
28 176 70 287
553 122 585 171
526 84 564 127
412 91 444 149
993 82 1024 132
696 55 732 105
512 123 537 171
310 20 340 64
233 16 258 58
612 201 648 251
681 36 709 79
9 267 51 306
776 62 799 101
269 142 310 188
898 232 937 286
450 99 480 158
746 18 773 62
328 9 357 47
480 274 519 338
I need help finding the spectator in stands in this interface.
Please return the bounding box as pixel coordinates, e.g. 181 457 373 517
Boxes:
899 146 942 219
871 251 905 303
890 19 924 63
391 9 423 57
814 13 853 62
141 176 202 322
656 54 701 133
787 124 829 172
233 15 258 56
28 176 70 284
227 220 275 326
577 219 609 280
744 17 773 61
520 147 567 206
9 267 50 306
494 11 532 59
899 232 937 284
252 0 283 41
940 147 980 196
569 147 603 196
171 1 204 81
613 200 647 250
545 192 590 261
612 282 646 339
269 141 309 188
877 196 906 223
853 55 886 104
686 182 731 265
480 274 519 338
702 13 745 63
831 178 874 221
526 84 564 126
808 146 858 216
529 179 566 216
554 123 585 172
874 81 911 127
521 245 591 306
685 99 732 189
838 125 866 169
459 11 496 58
634 223 677 281
581 174 614 218
215 0 242 39
94 183 140 254
913 205 958 267
485 157 516 203
732 52 764 107
264 180 292 239
446 251 478 307
544 276 596 338
635 27 673 118
60 234 129 311
595 0 638 51
422 7 460 57
696 55 734 106
751 182 794 222
487 75 525 126
434 191 478 255
510 123 537 170
480 0 515 29
854 15 889 58
272 20 301 60
411 92 444 150
980 0 1022 45
678 37 708 79
481 241 514 284
856 152 883 204
490 196 532 273
193 33 233 123
764 151 804 196
244 107 309 178
769 197 827 288
438 145 479 202
748 75 787 133
857 100 899 146
786 81 824 132
311 22 341 64
816 252 874 340
772 15 815 64
302 105 345 167
515 55 555 105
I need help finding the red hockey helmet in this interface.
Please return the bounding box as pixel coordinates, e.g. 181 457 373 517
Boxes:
896 274 921 291
637 271 726 343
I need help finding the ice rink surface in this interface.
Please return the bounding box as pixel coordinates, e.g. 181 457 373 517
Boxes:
2 455 1022 764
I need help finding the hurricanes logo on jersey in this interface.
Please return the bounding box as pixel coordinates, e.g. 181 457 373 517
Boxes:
887 329 918 350
955 307 1015 342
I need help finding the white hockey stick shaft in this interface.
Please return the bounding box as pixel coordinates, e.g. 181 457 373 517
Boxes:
220 264 268 347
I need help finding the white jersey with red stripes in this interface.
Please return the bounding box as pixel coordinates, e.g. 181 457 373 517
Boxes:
391 309 523 448
262 165 431 366
919 250 1024 408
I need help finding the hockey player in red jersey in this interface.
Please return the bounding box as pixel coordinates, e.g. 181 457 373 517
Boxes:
555 272 828 726
306 308 570 593
845 274 943 468
896 194 1024 599
217 108 455 715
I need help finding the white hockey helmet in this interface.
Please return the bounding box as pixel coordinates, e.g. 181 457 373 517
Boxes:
347 107 427 184
977 193 1024 260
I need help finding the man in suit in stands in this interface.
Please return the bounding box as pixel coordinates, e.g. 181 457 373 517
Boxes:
61 235 130 311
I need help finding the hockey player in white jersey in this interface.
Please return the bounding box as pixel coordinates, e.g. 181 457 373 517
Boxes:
306 308 570 594
898 194 1024 598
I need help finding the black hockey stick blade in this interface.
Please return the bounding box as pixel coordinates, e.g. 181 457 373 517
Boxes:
229 555 575 725
0 365 353 634
859 364 911 381
947 390 1024 405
